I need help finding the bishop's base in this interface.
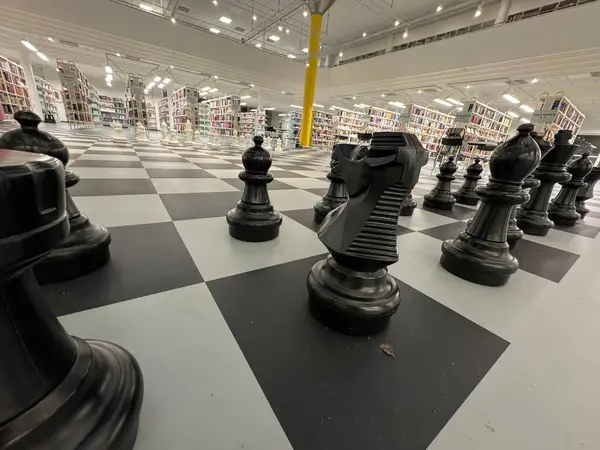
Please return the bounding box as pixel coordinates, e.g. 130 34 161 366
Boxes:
1 337 143 450
307 256 401 336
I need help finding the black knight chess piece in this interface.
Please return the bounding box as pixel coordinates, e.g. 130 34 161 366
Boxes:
423 155 457 210
548 153 592 226
0 149 143 449
0 111 111 283
226 136 282 241
516 129 578 236
576 167 600 219
453 157 483 206
313 143 364 224
307 132 428 335
440 124 541 286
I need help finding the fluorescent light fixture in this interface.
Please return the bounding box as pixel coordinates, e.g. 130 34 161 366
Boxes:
305 63 309 67
158 83 165 88
381 94 385 98
213 0 218 4
403 29 408 39
520 104 534 113
278 113 287 116
169 64 173 68
171 17 176 23
359 103 370 108
21 40 37 52
313 103 324 108
48 37 54 42
332 105 358 113
287 54 296 59
388 101 404 108
36 52 48 61
520 118 530 123
106 74 113 81
255 42 262 48
507 111 519 118
107 82 112 87
339 51 343 57
269 35 280 41
251 108 257 112
162 78 171 84
105 66 112 74
210 28 220 34
290 104 303 109
436 5 443 12
446 98 463 106
240 95 251 99
153 75 161 82
286 28 290 34
200 86 211 92
531 78 538 83
140 3 153 11
474 4 482 17
329 107 335 110
278 25 283 31
394 20 400 27
457 107 463 111
303 10 308 17
240 102 247 106
362 31 367 37
353 104 365 109
252 15 257 20
434 98 452 107
209 88 218 93
503 93 520 104
302 48 308 53
56 68 59 72
220 16 232 24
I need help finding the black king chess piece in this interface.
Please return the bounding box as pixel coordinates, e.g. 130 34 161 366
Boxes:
576 167 600 219
516 129 578 236
307 132 428 335
227 136 282 241
440 123 541 287
453 157 483 206
423 156 457 210
313 143 363 224
0 149 143 449
0 111 111 283
548 153 592 226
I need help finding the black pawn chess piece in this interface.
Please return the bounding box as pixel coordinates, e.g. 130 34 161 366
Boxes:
440 123 541 286
453 157 483 206
548 153 592 226
307 132 428 335
0 149 143 449
227 136 282 241
424 156 457 210
0 111 111 283
313 143 362 224
576 167 600 219
516 129 578 236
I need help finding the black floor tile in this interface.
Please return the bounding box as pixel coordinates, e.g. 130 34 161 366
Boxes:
145 168 215 178
70 179 157 196
511 239 580 283
584 210 600 219
269 170 309 178
304 188 329 197
282 209 320 231
43 222 203 317
223 178 296 190
397 224 415 235
161 191 242 221
418 199 476 221
90 142 132 148
194 163 239 169
554 222 600 239
419 221 468 241
138 155 187 162
207 255 508 450
70 160 144 168
84 150 136 155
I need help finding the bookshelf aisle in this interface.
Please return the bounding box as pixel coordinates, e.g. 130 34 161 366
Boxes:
158 94 170 127
172 86 201 132
454 100 512 155
282 109 335 148
0 55 31 120
126 74 148 127
532 94 585 140
34 75 58 121
98 95 127 126
147 101 157 130
238 109 266 137
56 59 93 127
333 108 364 142
89 85 100 124
365 106 401 132
282 110 301 148
208 95 241 137
197 101 210 135
401 104 455 152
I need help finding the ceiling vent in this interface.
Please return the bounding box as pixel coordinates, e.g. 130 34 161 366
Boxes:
59 39 79 47
591 71 600 78
177 5 190 13
234 26 246 32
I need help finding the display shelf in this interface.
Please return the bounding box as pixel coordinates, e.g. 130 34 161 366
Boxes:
126 74 148 127
208 95 241 137
158 94 170 127
333 109 364 142
56 59 93 127
171 86 202 132
365 106 402 132
147 100 157 130
197 101 210 135
35 75 58 120
453 100 512 155
532 94 585 140
238 109 266 137
89 85 100 124
401 104 455 152
0 55 31 120
98 95 127 126
282 110 301 148
282 109 336 148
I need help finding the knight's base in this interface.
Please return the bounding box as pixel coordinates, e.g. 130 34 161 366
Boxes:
307 256 401 336
400 203 416 216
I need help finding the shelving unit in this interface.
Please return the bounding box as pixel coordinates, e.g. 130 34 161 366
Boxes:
197 101 210 135
532 94 585 140
56 59 93 128
282 110 302 148
238 109 266 136
158 94 170 127
171 86 201 132
98 95 127 126
147 101 157 130
282 109 336 148
208 95 241 137
126 74 148 127
89 85 100 124
333 108 364 142
35 75 58 121
364 106 402 132
0 55 31 120
401 104 455 152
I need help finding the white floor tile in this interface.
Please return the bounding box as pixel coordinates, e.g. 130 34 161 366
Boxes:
203 169 243 179
275 177 329 189
142 161 200 170
72 167 149 179
397 208 458 231
77 154 140 161
268 189 322 211
72 194 170 227
136 151 182 158
151 178 239 194
185 157 230 164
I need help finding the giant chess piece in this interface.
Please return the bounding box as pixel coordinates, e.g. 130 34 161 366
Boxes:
112 121 128 143
160 120 169 145
274 138 283 153
313 143 362 224
423 155 457 210
184 119 194 147
0 149 143 449
453 157 483 206
399 145 430 216
440 124 540 286
168 126 181 147
516 129 578 236
193 129 202 149
548 153 592 226
0 111 111 283
135 121 150 144
226 136 282 241
576 167 600 219
270 137 277 151
307 132 428 335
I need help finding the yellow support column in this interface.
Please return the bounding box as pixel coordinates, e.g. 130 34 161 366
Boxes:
299 13 323 147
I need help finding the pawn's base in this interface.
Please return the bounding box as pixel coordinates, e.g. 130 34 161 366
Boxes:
453 192 479 206
516 211 554 237
35 218 111 284
549 207 580 227
136 138 150 144
1 337 143 449
506 233 522 250
307 256 400 335
423 195 455 211
226 203 282 242
160 139 170 146
168 141 181 147
112 137 128 144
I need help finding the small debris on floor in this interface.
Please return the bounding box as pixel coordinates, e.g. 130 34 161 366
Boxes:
379 343 395 358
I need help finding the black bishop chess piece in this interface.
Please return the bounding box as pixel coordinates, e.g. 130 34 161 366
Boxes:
307 132 428 335
423 156 457 210
0 149 143 449
440 123 541 287
313 143 364 224
226 136 282 241
516 129 579 236
453 157 483 206
576 167 600 219
0 111 111 283
548 153 592 226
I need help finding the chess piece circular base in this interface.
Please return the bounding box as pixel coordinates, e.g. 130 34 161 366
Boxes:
3 336 143 449
515 211 553 237
440 236 518 287
423 195 455 210
313 198 345 225
307 256 400 335
576 201 590 219
400 194 417 216
226 203 282 242
548 207 580 227
453 192 479 206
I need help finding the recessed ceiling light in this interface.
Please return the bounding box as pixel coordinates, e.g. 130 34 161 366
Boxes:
417 90 422 94
282 91 285 94
403 29 408 38
107 82 112 87
213 0 218 5
36 52 48 62
465 85 471 89
362 31 367 37
381 94 385 98
394 20 400 27
140 3 153 11
520 104 534 113
255 42 262 48
209 88 218 93
269 35 280 41
163 78 171 84
302 47 308 53
219 16 232 24
303 10 308 17
474 4 482 17
105 66 112 74
252 15 257 20
285 28 290 34
20 40 37 52
250 84 254 87
153 75 161 82
287 54 296 59
210 28 220 34
503 93 520 104
47 37 54 42
507 111 519 118
169 64 173 68
434 98 452 107
352 96 356 100
436 5 443 12
116 53 121 57
240 95 251 99
531 78 539 83
171 17 176 23
278 25 283 31
213 75 219 79
56 68 59 72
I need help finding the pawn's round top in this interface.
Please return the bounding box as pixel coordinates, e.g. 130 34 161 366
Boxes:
466 157 483 175
0 111 69 165
440 155 457 174
242 136 271 174
568 153 592 179
489 125 541 184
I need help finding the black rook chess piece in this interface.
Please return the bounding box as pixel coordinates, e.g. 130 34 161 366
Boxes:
548 153 592 226
576 167 600 219
424 156 457 210
440 124 541 286
307 132 428 335
313 143 363 224
226 136 282 241
0 111 111 283
0 150 143 449
516 129 578 236
453 157 483 206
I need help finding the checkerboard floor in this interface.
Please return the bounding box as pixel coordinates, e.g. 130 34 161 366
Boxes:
4 122 600 450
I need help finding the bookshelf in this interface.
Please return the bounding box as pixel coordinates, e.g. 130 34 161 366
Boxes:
238 109 266 136
126 74 148 127
56 59 93 127
208 95 241 137
89 85 100 124
197 101 210 135
454 100 512 155
401 104 455 152
283 110 301 148
0 55 31 120
532 94 585 140
158 94 170 127
365 106 402 132
35 75 58 120
171 86 201 132
147 101 157 130
98 95 127 126
333 109 364 142
282 109 336 148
